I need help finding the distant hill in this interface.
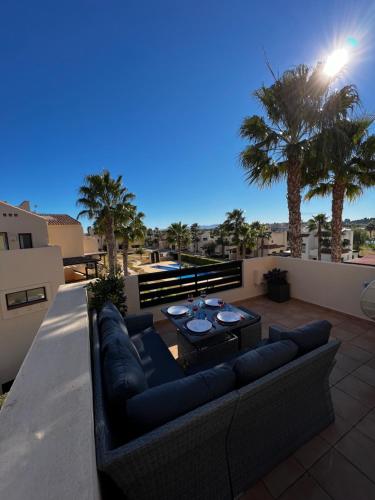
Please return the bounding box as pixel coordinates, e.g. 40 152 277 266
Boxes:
343 218 375 227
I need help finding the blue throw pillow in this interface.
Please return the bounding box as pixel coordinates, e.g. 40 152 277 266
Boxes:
269 320 332 355
102 335 148 419
233 340 298 386
127 364 235 432
98 301 125 327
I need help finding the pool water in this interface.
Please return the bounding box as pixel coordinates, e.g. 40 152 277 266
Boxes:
151 264 181 271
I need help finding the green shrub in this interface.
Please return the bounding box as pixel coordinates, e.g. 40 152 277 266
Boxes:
181 253 222 266
87 274 126 313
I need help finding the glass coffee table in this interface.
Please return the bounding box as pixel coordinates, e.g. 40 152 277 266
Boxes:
161 302 261 366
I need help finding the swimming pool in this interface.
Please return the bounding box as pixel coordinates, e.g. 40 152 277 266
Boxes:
151 263 181 271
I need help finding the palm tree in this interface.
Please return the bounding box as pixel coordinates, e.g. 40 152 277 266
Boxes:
306 213 330 261
225 209 246 259
190 223 201 253
251 221 272 257
166 222 191 268
305 118 375 262
213 223 230 257
77 170 134 276
238 223 258 258
239 64 359 258
117 209 147 276
153 227 161 249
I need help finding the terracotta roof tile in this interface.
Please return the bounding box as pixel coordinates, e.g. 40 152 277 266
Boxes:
39 214 81 226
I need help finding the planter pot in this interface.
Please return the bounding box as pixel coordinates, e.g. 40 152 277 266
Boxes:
267 282 290 303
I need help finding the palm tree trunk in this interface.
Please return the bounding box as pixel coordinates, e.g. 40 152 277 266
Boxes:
317 224 322 261
106 216 117 276
331 181 345 263
122 237 129 276
287 162 302 258
261 237 264 257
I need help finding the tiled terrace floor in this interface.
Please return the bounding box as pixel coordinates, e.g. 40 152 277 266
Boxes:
156 296 375 500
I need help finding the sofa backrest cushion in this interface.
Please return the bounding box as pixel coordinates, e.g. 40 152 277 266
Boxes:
269 320 332 355
127 364 235 433
233 340 298 386
100 318 142 365
102 335 148 420
98 301 125 327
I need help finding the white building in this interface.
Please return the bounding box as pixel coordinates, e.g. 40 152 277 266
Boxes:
301 226 355 262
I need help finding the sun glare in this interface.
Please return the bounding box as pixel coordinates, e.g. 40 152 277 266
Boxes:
323 48 349 76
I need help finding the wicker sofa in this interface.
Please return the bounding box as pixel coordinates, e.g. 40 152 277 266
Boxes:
91 303 340 500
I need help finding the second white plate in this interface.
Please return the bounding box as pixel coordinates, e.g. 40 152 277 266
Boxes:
167 305 189 316
217 311 241 323
186 319 212 333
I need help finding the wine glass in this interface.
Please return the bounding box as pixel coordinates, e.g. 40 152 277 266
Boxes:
187 293 194 315
218 299 224 309
200 288 207 305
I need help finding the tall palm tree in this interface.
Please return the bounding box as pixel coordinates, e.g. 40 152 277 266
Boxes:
153 227 161 249
190 223 201 253
77 170 134 276
213 223 230 257
306 213 330 261
166 222 191 268
117 209 147 276
305 118 375 262
239 64 359 258
251 221 272 257
225 209 246 259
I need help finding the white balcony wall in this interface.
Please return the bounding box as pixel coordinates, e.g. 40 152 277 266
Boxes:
274 257 375 321
0 283 100 500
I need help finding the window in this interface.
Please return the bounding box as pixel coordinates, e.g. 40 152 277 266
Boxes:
19 233 33 249
0 232 9 250
6 287 47 310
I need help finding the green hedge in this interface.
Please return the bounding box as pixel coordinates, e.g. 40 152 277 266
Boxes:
181 254 223 266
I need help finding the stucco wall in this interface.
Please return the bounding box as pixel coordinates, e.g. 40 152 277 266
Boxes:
0 201 49 249
47 224 84 258
0 246 64 386
83 235 99 254
0 283 100 500
275 257 375 320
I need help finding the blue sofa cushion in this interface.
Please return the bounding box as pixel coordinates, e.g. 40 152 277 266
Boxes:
127 364 235 432
131 330 185 387
98 301 125 327
269 320 332 355
100 318 142 365
102 335 148 419
233 340 298 386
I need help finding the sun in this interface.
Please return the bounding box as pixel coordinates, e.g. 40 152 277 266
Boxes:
323 48 349 77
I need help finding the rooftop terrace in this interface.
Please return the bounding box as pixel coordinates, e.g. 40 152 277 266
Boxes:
0 256 374 500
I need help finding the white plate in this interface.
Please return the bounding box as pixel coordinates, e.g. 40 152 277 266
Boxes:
186 319 212 333
205 297 222 307
217 311 241 324
167 305 189 316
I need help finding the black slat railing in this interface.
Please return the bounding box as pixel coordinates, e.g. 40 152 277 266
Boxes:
138 260 242 308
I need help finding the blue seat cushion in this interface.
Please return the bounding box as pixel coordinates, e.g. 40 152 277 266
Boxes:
100 318 142 365
233 340 298 386
131 330 185 387
102 335 148 419
269 320 332 355
127 364 235 432
98 301 125 327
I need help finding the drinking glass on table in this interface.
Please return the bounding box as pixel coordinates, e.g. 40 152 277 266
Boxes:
200 288 207 306
192 302 199 317
218 299 224 309
187 293 194 315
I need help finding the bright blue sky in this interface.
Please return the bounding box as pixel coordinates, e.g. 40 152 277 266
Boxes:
1 0 374 229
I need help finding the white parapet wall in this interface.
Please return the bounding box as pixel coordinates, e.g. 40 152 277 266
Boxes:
0 283 100 500
126 257 277 321
274 257 375 321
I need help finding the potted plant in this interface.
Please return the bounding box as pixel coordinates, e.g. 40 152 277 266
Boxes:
263 268 290 302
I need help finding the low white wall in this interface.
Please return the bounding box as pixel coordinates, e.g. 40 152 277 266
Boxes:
126 257 276 321
0 283 100 500
275 257 375 321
